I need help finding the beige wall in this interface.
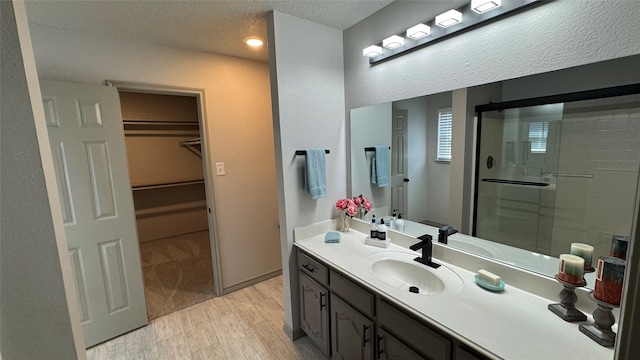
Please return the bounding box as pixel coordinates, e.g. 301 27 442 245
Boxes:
27 23 281 291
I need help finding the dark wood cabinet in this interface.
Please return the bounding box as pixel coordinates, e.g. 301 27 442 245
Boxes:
454 346 489 360
377 328 425 360
299 272 330 356
331 293 374 360
377 299 451 360
298 250 330 357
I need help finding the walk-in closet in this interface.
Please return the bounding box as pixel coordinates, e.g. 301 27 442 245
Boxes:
119 91 214 320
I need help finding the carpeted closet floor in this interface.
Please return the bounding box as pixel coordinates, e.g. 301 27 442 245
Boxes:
139 230 215 320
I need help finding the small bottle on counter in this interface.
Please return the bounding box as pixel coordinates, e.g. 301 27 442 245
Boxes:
377 218 387 240
395 213 405 232
370 217 378 239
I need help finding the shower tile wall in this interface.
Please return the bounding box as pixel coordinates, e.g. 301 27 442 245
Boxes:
551 106 640 259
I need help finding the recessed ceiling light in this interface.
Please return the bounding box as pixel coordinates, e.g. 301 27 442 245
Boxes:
244 36 265 47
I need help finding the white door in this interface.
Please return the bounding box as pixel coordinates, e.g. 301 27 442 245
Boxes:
391 109 409 218
41 80 147 347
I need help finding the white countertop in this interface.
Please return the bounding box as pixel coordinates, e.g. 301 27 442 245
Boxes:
294 228 614 360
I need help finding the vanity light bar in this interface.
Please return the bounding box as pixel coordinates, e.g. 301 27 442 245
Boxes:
407 23 431 40
435 9 462 28
365 0 544 64
382 35 405 49
471 0 502 14
362 45 383 57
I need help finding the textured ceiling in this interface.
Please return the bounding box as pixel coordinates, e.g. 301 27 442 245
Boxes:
24 0 395 62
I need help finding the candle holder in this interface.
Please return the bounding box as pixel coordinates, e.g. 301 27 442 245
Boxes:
548 275 587 322
579 292 619 347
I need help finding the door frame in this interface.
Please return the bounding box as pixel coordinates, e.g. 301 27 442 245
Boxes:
105 80 223 297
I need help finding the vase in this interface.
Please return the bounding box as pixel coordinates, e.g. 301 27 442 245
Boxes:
341 214 350 232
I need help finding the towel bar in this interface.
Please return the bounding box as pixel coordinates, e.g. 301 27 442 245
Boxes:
296 150 330 155
364 146 390 152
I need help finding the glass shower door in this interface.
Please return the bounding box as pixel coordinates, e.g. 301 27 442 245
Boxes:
474 104 563 254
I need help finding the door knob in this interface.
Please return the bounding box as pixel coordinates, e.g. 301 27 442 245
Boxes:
404 178 410 182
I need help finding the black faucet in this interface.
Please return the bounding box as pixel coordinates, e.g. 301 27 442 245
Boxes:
409 234 440 269
438 226 458 244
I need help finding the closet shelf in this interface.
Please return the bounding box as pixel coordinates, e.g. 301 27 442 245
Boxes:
123 120 199 126
134 200 207 217
180 138 201 146
132 179 205 191
180 138 202 158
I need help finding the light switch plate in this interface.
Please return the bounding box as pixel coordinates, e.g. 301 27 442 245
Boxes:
216 162 225 176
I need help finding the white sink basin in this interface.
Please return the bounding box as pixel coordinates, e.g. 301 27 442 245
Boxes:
365 252 464 296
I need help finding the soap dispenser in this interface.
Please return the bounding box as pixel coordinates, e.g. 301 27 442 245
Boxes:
370 217 378 239
395 213 405 232
391 209 398 228
377 218 387 240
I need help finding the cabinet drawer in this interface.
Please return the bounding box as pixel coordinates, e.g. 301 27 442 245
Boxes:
378 328 424 360
297 250 329 287
455 346 490 360
330 270 374 318
378 299 451 360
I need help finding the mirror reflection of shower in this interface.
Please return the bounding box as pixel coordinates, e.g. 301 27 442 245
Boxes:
475 103 563 255
474 92 640 264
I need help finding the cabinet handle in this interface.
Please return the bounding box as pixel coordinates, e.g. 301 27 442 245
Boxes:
319 292 326 310
376 335 384 359
301 264 315 273
362 324 370 348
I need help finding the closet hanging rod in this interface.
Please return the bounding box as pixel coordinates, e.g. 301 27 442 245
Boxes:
295 150 330 155
364 146 390 152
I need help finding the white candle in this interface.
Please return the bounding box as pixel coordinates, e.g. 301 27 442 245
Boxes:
558 254 585 285
570 243 594 269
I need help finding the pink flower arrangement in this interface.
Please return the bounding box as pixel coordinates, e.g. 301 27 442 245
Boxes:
335 194 372 218
335 198 358 217
353 194 373 215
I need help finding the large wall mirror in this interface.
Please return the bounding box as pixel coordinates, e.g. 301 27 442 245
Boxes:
350 54 640 288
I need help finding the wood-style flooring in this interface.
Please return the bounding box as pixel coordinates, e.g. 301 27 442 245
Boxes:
139 230 215 320
86 275 326 360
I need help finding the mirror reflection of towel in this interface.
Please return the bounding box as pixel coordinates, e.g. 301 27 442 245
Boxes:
305 149 327 199
371 145 390 187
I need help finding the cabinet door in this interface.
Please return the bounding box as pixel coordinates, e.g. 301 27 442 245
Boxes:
377 328 425 360
331 294 374 360
299 272 330 356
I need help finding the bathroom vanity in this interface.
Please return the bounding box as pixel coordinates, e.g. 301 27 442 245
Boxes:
293 221 615 360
